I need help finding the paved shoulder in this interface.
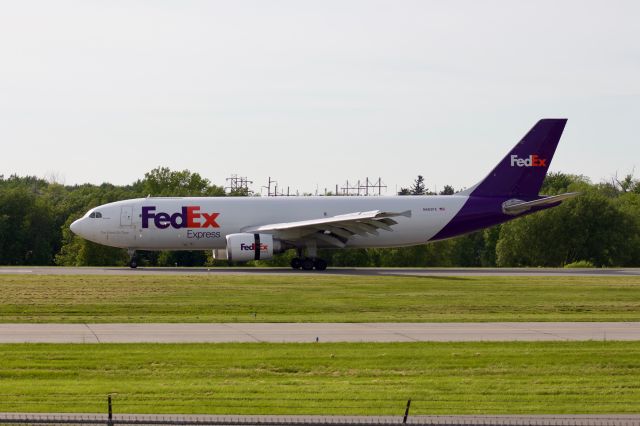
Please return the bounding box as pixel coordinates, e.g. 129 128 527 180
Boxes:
0 322 638 343
1 266 640 276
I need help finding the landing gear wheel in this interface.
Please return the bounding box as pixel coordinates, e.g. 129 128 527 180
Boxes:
127 249 138 269
290 257 302 270
301 258 315 271
313 258 327 271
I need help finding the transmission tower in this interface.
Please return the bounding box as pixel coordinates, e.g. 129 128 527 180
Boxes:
225 174 253 194
339 177 386 196
359 177 387 196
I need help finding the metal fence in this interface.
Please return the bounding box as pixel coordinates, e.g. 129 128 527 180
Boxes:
0 413 639 426
0 396 638 426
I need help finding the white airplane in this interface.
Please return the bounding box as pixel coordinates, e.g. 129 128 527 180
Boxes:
71 119 577 270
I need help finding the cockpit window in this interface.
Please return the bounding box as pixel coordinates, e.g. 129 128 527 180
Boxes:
95 212 102 218
89 212 96 218
89 212 103 219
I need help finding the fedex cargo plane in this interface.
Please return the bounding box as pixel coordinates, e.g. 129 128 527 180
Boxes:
70 119 577 270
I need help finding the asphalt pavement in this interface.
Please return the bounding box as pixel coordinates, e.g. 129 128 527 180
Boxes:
1 266 640 276
0 322 638 343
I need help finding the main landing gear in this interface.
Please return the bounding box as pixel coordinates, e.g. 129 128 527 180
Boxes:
127 249 138 269
290 244 327 271
290 257 327 271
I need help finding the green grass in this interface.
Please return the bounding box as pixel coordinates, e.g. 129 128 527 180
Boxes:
1 274 640 323
0 341 638 414
0 274 639 323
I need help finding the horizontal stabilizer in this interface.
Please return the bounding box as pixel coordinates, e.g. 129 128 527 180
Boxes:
502 192 580 216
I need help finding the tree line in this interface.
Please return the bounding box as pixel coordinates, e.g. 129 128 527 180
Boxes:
1 168 639 267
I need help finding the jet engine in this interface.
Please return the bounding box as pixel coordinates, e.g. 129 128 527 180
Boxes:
225 233 282 262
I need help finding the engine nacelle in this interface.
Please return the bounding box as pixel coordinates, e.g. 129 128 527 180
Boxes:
226 233 280 262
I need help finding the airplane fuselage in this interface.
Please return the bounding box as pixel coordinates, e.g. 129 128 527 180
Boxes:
71 194 512 250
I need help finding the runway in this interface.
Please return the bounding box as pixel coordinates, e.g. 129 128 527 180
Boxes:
1 266 640 276
0 322 638 343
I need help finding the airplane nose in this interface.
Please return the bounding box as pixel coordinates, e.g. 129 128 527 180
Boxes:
70 219 82 235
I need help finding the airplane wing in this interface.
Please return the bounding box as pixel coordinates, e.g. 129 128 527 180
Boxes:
241 210 412 248
502 192 579 215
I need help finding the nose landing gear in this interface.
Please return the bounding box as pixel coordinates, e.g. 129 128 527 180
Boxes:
127 249 138 269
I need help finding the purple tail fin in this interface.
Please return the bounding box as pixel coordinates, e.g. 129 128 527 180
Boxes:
463 119 567 197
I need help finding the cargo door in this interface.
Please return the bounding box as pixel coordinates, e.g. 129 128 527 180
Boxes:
120 206 133 227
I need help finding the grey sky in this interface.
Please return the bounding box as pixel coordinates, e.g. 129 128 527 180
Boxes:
1 0 638 194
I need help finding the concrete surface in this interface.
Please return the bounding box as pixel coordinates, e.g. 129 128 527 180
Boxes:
1 266 640 276
0 322 638 343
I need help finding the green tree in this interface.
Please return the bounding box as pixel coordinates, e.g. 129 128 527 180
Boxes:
447 232 485 266
540 172 589 195
496 191 637 267
227 187 251 197
3 166 640 268
411 175 426 195
140 167 225 197
157 250 208 267
439 185 455 195
0 188 57 264
614 192 640 265
480 226 500 267
320 248 375 267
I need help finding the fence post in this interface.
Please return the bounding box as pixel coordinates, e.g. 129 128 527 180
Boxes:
107 394 113 426
402 398 411 424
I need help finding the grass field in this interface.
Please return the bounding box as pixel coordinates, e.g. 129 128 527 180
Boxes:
0 341 638 414
0 274 639 322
